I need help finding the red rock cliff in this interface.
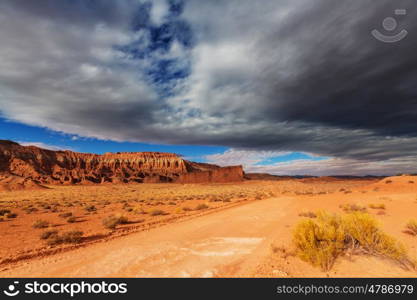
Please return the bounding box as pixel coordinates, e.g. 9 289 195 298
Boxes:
0 140 244 185
176 166 244 183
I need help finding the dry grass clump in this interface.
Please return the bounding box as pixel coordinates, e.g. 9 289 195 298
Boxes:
32 219 49 229
84 205 97 212
293 211 413 271
298 211 317 218
340 203 367 213
149 209 167 216
67 216 77 223
271 245 295 259
23 207 38 214
44 230 84 245
0 209 11 216
60 230 84 243
174 207 183 214
40 229 58 240
369 203 386 210
195 204 209 210
405 220 417 236
58 212 73 218
7 212 18 218
102 214 129 230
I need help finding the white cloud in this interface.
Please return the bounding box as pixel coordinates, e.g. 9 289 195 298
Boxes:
19 141 73 151
1 0 417 175
205 149 288 168
150 0 170 26
245 157 417 176
207 148 417 176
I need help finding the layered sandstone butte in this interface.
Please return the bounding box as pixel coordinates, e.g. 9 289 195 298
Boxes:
0 140 243 188
177 166 244 184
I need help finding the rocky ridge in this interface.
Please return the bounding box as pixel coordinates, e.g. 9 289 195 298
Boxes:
0 140 243 189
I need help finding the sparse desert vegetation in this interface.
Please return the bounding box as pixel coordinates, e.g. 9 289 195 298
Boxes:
1 175 417 277
0 181 271 263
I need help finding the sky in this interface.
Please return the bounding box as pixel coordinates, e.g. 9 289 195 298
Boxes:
1 0 417 176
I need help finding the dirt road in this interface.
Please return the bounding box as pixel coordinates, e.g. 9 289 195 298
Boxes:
0 197 296 277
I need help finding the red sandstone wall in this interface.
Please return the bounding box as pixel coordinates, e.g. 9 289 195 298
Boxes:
0 141 187 184
0 140 244 185
176 166 244 183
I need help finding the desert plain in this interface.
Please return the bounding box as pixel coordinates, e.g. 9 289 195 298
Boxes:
1 175 417 278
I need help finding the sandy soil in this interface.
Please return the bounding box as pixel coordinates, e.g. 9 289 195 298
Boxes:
1 177 416 277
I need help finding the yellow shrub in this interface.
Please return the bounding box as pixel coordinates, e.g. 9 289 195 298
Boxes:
406 220 417 236
293 212 345 270
340 203 367 213
293 211 412 271
342 212 407 262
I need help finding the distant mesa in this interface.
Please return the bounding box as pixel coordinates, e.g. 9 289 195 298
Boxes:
0 140 243 190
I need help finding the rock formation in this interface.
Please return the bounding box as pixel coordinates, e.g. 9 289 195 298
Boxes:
0 140 244 188
177 166 244 184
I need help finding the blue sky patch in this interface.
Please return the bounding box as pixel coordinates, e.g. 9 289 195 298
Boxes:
255 152 328 166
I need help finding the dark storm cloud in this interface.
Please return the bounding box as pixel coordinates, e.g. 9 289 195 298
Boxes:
1 0 417 173
0 0 135 27
259 0 417 137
